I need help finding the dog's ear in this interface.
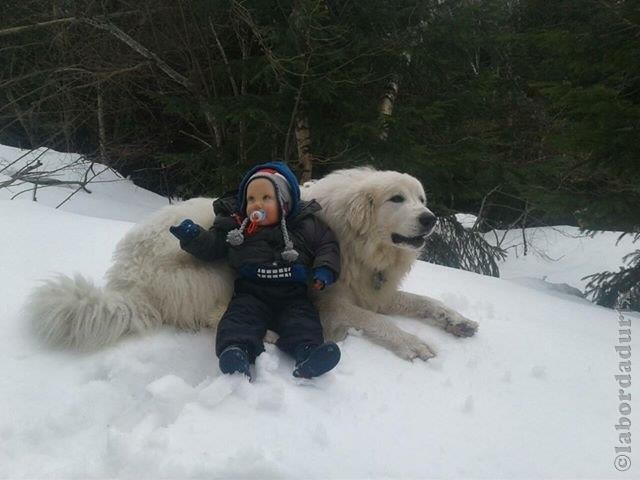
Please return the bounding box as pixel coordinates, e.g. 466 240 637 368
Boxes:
346 190 374 236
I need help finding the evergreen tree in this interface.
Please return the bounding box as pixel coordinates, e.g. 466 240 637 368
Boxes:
512 0 640 307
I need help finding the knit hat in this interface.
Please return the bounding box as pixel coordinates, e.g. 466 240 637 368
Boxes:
245 169 292 214
226 163 300 262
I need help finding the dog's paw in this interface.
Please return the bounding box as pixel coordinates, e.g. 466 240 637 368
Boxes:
423 301 479 338
396 335 436 361
444 316 478 337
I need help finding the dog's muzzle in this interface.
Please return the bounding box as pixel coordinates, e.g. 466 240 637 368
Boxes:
391 233 427 248
391 212 437 248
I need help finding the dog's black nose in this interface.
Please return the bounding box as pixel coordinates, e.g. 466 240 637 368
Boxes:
419 212 437 230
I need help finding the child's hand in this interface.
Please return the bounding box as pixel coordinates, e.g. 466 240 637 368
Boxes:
312 267 334 291
169 219 201 241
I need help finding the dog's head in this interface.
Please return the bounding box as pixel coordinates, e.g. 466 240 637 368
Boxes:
344 170 436 251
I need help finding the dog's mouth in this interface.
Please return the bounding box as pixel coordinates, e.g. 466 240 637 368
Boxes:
391 233 426 248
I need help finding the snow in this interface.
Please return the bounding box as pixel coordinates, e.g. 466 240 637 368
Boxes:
0 144 168 222
455 212 478 228
490 226 639 292
1 145 639 478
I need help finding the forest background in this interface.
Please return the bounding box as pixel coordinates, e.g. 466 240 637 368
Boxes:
1 0 639 307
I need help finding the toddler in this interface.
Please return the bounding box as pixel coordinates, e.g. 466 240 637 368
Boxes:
170 162 341 381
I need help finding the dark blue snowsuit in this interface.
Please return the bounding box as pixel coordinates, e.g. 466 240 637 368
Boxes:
177 163 341 362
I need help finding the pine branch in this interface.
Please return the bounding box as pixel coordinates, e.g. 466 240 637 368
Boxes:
421 215 507 277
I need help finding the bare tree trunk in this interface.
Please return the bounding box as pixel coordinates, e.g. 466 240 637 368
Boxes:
97 84 108 165
294 111 313 183
284 54 311 169
205 111 223 152
6 90 35 147
379 74 400 141
51 2 69 152
237 22 249 165
522 201 530 256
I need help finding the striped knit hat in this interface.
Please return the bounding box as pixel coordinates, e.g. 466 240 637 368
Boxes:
244 169 292 215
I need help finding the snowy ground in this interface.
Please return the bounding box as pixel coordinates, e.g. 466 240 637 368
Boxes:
0 144 168 221
1 145 639 478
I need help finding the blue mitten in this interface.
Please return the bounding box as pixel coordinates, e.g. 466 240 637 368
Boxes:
313 267 335 290
169 219 201 242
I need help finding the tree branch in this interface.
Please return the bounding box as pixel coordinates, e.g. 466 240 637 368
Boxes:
0 10 141 37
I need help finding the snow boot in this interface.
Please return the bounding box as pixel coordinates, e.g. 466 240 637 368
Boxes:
219 345 252 381
293 342 341 378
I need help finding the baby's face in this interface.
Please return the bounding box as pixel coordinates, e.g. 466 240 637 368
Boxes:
245 178 280 225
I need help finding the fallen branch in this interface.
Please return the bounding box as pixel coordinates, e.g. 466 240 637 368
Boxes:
13 176 92 192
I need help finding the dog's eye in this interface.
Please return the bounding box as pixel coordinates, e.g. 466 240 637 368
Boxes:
419 197 426 204
389 195 405 203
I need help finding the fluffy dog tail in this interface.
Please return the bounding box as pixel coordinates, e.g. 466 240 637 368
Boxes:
26 273 161 350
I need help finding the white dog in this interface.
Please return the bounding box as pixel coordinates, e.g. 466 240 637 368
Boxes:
303 167 477 360
26 167 477 359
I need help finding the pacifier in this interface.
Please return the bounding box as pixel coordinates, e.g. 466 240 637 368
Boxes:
249 210 266 223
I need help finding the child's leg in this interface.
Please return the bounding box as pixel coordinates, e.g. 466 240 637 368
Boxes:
215 292 271 363
273 296 324 356
275 295 340 378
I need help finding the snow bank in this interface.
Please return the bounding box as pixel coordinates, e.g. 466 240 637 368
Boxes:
492 226 638 292
0 144 167 222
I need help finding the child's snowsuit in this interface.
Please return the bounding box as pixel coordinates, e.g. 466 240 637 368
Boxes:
177 162 340 362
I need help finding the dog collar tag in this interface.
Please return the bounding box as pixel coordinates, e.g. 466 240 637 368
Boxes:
373 270 386 290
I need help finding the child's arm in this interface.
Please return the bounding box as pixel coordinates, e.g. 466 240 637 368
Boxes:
170 218 230 262
310 217 341 290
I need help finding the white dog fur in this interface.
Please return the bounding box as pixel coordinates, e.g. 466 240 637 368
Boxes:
26 167 477 359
